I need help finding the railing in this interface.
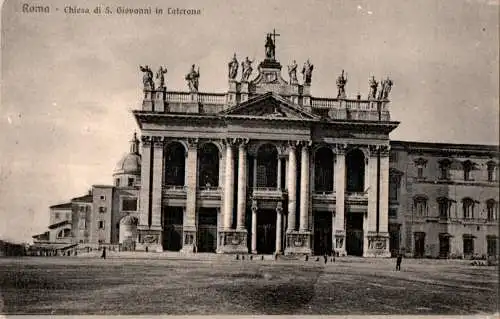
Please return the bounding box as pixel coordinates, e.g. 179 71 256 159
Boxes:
252 187 285 199
198 186 222 199
165 91 226 104
162 185 187 197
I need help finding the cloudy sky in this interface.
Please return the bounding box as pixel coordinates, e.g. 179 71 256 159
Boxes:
0 0 498 242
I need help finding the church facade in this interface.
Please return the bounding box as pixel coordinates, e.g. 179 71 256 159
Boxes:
32 33 499 258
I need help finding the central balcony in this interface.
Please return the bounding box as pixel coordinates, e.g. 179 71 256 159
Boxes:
345 191 368 204
251 187 286 200
312 191 336 203
198 186 222 200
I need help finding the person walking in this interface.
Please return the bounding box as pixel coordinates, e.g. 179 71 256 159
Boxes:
396 252 402 271
101 247 106 259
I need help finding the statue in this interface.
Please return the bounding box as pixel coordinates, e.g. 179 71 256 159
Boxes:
155 66 168 89
288 60 298 84
301 59 314 85
336 70 348 98
139 65 154 90
241 57 254 82
265 33 275 60
228 53 239 80
368 76 378 100
378 77 394 100
185 64 200 92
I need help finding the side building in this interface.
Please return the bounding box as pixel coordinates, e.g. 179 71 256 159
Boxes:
389 141 499 259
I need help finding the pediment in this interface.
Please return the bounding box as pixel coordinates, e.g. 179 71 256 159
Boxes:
222 92 317 120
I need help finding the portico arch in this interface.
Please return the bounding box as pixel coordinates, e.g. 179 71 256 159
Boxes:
346 148 365 192
198 142 220 187
164 142 186 186
256 143 279 188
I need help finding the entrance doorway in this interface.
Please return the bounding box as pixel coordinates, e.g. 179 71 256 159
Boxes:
346 213 364 256
257 209 276 254
414 232 425 258
197 208 217 253
163 207 183 251
314 211 332 256
439 234 451 258
389 224 401 257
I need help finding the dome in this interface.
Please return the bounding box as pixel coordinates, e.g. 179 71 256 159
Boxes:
114 153 141 175
113 133 141 176
120 215 138 225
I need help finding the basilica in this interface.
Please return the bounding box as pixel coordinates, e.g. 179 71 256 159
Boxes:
32 33 499 259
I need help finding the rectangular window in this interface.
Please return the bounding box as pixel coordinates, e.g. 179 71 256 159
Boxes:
54 212 60 220
99 206 107 213
417 167 424 179
440 166 449 180
487 237 497 257
100 195 106 201
115 178 120 186
79 206 85 212
122 199 138 211
463 237 474 256
128 178 134 187
438 201 449 219
78 212 87 230
98 221 105 229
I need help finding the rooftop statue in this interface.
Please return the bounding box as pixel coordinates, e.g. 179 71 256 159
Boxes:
336 70 348 98
378 77 393 100
241 57 254 82
368 76 378 100
139 65 154 90
185 64 200 92
301 59 314 85
155 66 168 89
288 60 298 84
265 33 275 60
228 53 239 80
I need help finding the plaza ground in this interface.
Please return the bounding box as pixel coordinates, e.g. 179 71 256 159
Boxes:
0 255 497 315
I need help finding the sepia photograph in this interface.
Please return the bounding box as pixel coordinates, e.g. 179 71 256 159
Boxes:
0 0 498 317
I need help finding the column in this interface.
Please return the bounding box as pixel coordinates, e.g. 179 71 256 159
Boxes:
251 200 257 253
299 143 310 232
276 202 283 253
223 140 235 230
367 146 378 235
151 137 164 229
287 143 297 232
334 144 346 255
277 157 282 190
138 136 151 228
236 141 247 230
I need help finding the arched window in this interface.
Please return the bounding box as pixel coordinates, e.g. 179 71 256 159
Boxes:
165 142 186 186
462 198 475 219
486 199 498 221
437 197 451 219
346 149 365 192
256 144 278 188
438 159 451 180
487 161 497 182
314 147 334 193
413 196 428 217
199 143 220 188
462 160 474 181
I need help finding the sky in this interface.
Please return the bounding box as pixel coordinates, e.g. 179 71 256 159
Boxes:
0 0 498 243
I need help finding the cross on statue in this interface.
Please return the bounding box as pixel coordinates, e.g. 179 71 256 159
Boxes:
271 28 280 46
265 28 280 60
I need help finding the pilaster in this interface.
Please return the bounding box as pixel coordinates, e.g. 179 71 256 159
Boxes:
138 136 151 230
151 136 164 230
236 139 249 230
334 143 347 256
276 202 283 254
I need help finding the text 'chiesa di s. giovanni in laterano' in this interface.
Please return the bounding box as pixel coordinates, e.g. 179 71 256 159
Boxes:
31 32 499 259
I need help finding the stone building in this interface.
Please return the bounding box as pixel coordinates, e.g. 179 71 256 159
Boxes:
32 32 498 259
390 141 499 258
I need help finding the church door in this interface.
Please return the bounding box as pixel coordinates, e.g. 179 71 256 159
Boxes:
197 208 217 253
314 211 332 255
257 209 276 254
163 207 183 251
346 213 364 256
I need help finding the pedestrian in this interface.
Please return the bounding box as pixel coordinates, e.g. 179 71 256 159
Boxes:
324 253 328 264
101 247 106 259
396 252 402 271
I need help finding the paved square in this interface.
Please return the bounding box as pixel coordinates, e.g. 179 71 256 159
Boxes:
0 256 497 315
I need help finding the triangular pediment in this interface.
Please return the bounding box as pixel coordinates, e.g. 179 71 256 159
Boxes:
222 92 317 120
